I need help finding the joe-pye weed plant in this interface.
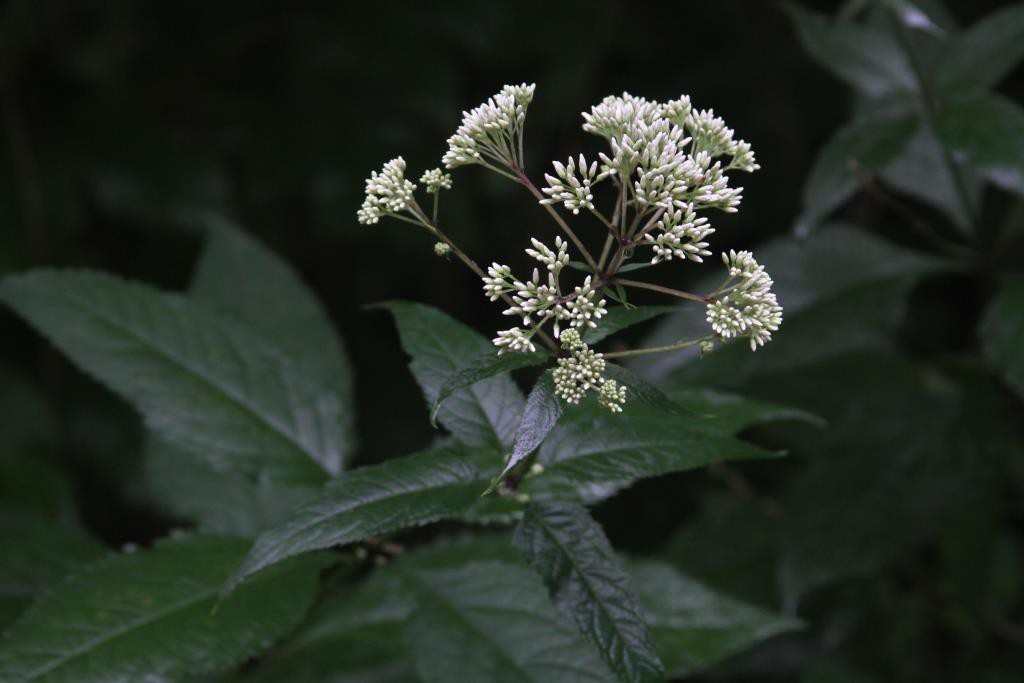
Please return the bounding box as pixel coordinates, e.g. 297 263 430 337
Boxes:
0 84 808 682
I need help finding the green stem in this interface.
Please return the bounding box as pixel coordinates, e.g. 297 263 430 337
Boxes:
603 335 715 359
615 277 710 303
515 168 599 271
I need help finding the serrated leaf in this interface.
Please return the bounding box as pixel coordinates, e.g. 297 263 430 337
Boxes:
377 301 525 449
981 275 1024 397
403 561 616 682
142 436 317 537
625 559 802 678
525 406 779 503
494 372 563 490
514 503 664 683
224 446 504 595
431 350 550 426
0 534 321 682
583 306 678 346
0 270 340 486
784 4 916 97
665 388 825 433
935 92 1024 196
796 114 917 232
936 3 1024 93
191 219 357 466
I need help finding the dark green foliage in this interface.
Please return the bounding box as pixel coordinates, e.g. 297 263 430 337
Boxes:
1 1 1023 681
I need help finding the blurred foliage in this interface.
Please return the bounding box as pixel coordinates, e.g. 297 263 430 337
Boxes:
1 0 1024 681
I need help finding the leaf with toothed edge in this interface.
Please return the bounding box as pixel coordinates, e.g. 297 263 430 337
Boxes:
430 350 550 427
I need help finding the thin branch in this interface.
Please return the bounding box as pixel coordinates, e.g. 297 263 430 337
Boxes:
615 277 710 303
515 169 599 271
603 335 714 359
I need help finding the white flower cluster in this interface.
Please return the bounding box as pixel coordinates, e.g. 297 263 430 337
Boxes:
357 157 417 225
578 93 756 215
540 155 599 215
552 330 626 412
643 202 713 264
705 250 783 351
483 237 607 353
442 83 536 169
420 168 452 194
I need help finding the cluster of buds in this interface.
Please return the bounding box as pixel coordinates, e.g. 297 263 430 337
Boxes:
706 251 783 350
442 83 536 170
357 83 783 416
552 330 626 412
483 237 607 353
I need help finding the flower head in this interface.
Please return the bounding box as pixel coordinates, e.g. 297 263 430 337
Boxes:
357 157 416 225
420 168 453 193
705 250 783 350
552 332 624 412
540 155 599 215
442 83 536 170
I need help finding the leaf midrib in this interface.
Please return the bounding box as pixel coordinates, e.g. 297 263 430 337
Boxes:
406 572 536 683
21 579 223 680
530 511 659 682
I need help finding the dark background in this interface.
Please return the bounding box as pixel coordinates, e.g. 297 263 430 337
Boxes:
2 1 1023 679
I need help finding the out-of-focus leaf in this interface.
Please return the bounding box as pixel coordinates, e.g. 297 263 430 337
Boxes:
981 275 1024 397
431 350 549 426
604 364 689 416
0 370 55 452
525 405 779 503
377 301 525 449
142 437 317 537
514 502 664 683
0 512 106 630
0 454 74 521
935 93 1024 196
403 561 616 682
224 446 504 595
495 372 563 487
0 270 341 486
879 126 980 231
0 535 321 682
881 0 944 35
784 4 916 97
665 388 824 433
796 114 917 232
583 306 679 346
637 226 945 381
936 3 1024 93
800 659 880 683
191 219 357 465
626 559 801 678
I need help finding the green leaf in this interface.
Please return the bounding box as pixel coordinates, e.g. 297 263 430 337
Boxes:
525 406 779 502
403 561 616 682
0 534 321 682
513 502 664 683
665 388 825 433
0 512 106 629
0 454 74 521
583 305 679 346
625 559 802 678
604 363 689 416
142 436 317 537
377 301 525 449
880 0 944 36
494 372 563 489
936 3 1024 93
784 4 916 97
935 93 1024 196
430 350 550 427
796 114 917 232
0 270 340 486
981 275 1024 397
224 446 503 595
191 219 357 465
